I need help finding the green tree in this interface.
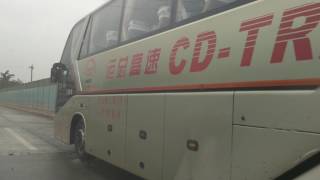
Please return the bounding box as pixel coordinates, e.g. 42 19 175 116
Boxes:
0 70 15 82
0 70 21 89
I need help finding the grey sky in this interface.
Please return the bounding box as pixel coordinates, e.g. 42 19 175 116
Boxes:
0 0 107 82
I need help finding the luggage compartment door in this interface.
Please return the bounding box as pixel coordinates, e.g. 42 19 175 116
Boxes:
163 92 233 180
126 94 165 180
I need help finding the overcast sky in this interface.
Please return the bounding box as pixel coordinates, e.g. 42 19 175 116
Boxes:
0 0 107 82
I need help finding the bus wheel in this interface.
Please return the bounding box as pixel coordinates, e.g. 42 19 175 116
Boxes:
74 121 89 161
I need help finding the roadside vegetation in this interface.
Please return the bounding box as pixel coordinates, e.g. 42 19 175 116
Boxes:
0 70 22 89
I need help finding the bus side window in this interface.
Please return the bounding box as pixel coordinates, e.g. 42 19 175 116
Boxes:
121 0 173 42
61 19 85 82
87 0 123 55
62 20 85 63
176 0 239 22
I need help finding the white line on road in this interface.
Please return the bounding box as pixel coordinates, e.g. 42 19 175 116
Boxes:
4 128 38 151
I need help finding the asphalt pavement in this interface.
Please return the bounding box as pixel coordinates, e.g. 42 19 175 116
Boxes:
0 106 142 180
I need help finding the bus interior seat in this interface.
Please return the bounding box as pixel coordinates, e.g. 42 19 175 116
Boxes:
105 30 118 48
203 0 238 11
127 20 150 40
177 0 206 20
156 6 171 29
177 0 238 20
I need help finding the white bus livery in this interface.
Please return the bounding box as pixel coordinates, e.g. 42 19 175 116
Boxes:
51 0 320 179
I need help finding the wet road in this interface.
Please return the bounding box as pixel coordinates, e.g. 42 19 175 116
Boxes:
0 106 142 180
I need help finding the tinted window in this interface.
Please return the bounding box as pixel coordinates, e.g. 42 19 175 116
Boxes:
121 0 173 41
61 19 85 64
61 35 72 64
61 19 85 68
88 0 123 55
60 19 86 90
176 0 239 22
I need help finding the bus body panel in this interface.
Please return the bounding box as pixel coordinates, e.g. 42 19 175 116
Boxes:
54 91 320 180
234 89 320 133
86 95 128 168
55 95 91 144
126 94 165 180
78 0 320 93
163 92 233 180
232 89 320 179
53 0 320 179
232 125 320 180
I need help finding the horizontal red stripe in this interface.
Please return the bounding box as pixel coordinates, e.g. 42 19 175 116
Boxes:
176 39 187 43
198 32 215 37
218 52 230 59
172 47 187 52
245 41 256 47
240 20 273 32
208 47 217 51
307 14 320 23
277 30 312 41
176 37 189 41
174 42 189 45
280 21 293 29
219 48 231 52
282 8 320 22
173 43 189 47
175 42 188 46
207 49 215 54
279 23 318 34
194 43 217 47
284 3 320 16
79 78 320 95
241 14 274 27
174 44 185 48
194 47 201 51
247 35 258 41
198 36 216 41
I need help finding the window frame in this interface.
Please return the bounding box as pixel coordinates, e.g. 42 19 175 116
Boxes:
78 16 92 60
77 0 256 61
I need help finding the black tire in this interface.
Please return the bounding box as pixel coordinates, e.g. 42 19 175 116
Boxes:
74 120 90 162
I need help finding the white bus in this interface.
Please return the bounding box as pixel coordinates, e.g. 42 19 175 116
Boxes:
51 0 320 179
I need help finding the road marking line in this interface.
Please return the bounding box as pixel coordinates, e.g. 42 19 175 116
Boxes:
4 128 38 151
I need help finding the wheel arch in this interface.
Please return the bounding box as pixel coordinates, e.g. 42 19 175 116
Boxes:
70 112 87 144
275 149 320 179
